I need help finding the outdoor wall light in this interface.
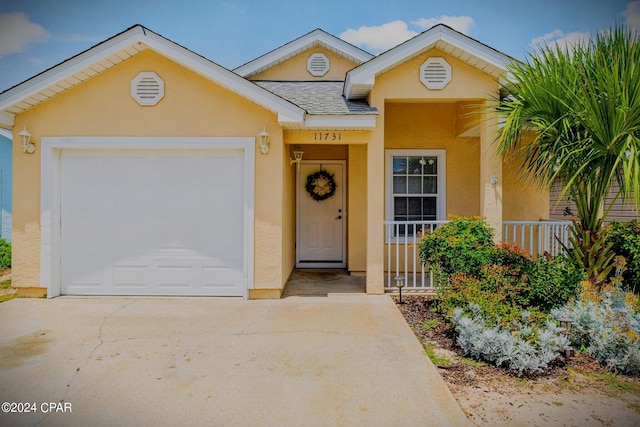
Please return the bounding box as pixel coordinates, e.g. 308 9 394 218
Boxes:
258 128 270 154
395 275 406 304
290 150 304 171
490 176 498 185
19 126 36 154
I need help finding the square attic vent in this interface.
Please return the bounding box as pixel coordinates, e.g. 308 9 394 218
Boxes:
420 57 451 90
131 72 164 105
307 53 330 77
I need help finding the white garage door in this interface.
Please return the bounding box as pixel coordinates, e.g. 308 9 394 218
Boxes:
60 149 246 296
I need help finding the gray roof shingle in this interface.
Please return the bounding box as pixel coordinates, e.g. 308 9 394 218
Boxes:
254 81 377 115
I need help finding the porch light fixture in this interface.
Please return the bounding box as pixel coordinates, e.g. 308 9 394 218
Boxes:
395 275 406 304
290 150 304 171
259 128 270 154
19 126 36 154
490 176 498 185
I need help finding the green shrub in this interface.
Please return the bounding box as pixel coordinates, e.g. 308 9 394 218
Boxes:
420 216 494 283
551 284 640 375
451 304 570 376
0 238 10 270
607 220 640 293
528 254 584 312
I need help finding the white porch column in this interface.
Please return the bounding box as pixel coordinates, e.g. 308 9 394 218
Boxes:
480 105 503 242
366 106 385 294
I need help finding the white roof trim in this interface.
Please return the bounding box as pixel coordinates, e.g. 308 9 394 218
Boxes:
302 114 376 130
0 111 15 128
344 24 511 99
0 128 12 139
0 25 305 126
234 28 373 78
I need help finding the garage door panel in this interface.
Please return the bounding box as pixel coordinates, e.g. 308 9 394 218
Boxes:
60 149 246 296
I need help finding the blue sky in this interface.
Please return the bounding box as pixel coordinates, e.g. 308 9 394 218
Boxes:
0 0 638 93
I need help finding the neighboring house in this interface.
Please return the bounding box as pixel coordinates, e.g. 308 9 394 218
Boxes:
549 179 639 222
0 129 11 242
0 24 549 299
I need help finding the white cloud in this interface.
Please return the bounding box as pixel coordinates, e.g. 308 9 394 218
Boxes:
529 29 591 52
412 15 475 34
624 1 640 30
0 13 49 59
340 15 474 54
340 20 418 53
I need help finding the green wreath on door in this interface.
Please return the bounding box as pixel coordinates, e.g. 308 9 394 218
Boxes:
305 170 336 201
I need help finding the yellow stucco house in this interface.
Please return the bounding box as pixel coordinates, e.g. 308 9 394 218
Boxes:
0 24 551 299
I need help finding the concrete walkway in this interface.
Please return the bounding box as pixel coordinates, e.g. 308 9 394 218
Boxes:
0 295 469 427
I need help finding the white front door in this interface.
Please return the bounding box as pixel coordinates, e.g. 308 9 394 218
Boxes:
297 161 345 268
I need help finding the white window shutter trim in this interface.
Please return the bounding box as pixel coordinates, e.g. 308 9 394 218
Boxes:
131 72 165 105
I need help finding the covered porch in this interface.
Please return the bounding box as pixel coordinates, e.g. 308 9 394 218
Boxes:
383 220 572 291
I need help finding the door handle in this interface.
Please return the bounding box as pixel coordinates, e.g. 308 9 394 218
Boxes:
335 215 342 220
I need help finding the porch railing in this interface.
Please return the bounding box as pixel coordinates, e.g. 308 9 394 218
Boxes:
384 220 573 291
502 221 572 257
384 220 447 290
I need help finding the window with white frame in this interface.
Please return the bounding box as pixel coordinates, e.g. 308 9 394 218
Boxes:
386 149 446 237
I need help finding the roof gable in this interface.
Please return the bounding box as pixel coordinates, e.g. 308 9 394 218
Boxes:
234 29 373 79
344 24 511 99
0 25 304 128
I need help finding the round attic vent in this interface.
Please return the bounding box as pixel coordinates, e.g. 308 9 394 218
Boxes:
420 57 451 90
131 72 164 106
307 53 329 77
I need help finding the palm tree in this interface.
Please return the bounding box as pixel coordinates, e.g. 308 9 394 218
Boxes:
497 26 640 287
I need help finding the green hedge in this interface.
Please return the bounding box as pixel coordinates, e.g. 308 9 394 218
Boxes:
0 238 10 270
607 220 640 292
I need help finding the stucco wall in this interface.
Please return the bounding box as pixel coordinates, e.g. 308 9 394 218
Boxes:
13 49 286 293
249 46 359 81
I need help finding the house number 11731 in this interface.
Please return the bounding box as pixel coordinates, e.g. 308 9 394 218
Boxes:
314 132 341 141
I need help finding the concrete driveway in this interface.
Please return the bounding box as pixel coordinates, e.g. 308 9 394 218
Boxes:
0 295 468 426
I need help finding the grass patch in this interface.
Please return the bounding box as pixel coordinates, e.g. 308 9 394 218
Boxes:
419 319 438 330
0 294 17 303
461 357 487 368
587 372 640 395
0 278 11 290
424 344 452 367
627 402 640 414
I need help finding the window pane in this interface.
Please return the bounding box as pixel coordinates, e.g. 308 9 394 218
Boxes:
423 176 437 194
408 157 423 175
408 197 422 215
423 197 436 218
408 176 422 193
424 157 437 174
393 176 407 193
393 157 407 174
394 197 407 215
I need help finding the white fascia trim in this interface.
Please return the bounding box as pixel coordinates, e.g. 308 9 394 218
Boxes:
142 31 305 124
0 111 15 128
303 115 376 129
0 128 12 139
345 26 510 99
40 136 255 299
0 25 305 126
234 29 373 77
0 26 147 111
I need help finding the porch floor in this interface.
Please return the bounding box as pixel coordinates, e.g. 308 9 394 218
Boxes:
282 269 366 298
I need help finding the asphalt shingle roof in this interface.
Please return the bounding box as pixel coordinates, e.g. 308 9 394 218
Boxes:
254 81 377 115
